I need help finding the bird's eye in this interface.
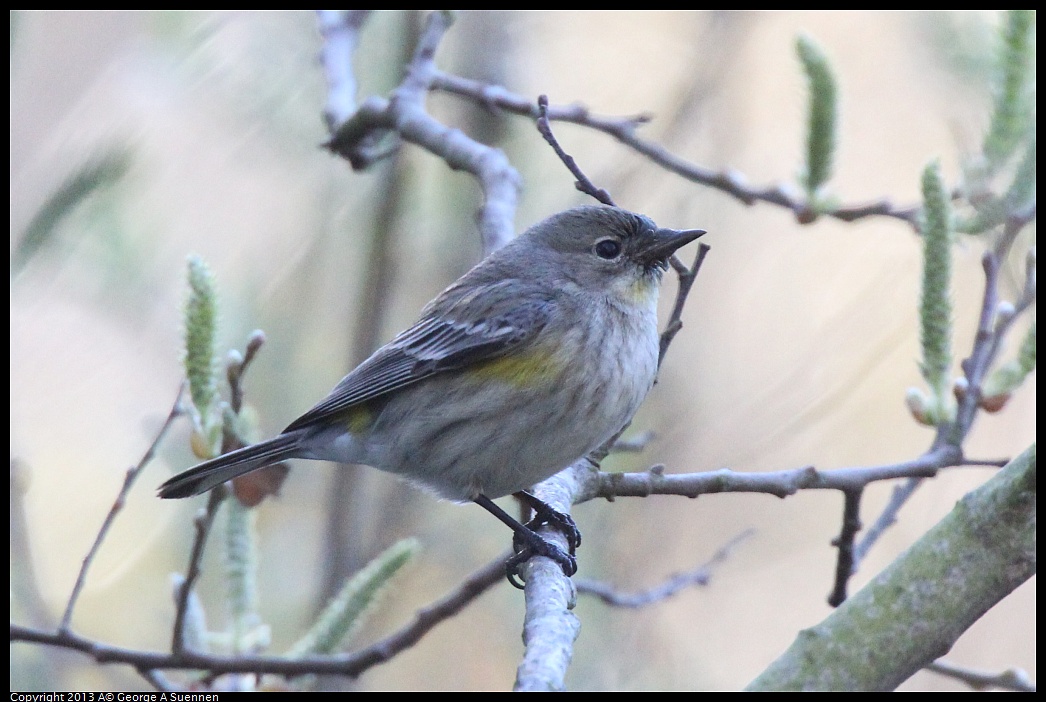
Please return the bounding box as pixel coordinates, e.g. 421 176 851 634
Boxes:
594 238 622 259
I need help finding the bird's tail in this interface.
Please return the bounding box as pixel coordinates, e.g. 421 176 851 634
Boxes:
158 433 301 499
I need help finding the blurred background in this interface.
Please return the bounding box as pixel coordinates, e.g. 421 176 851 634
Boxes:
10 10 1035 691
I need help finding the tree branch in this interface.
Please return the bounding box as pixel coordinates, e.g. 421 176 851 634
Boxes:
926 658 1037 692
581 445 963 503
13 553 508 681
747 444 1035 691
431 71 920 224
535 94 616 206
324 11 520 255
576 530 753 608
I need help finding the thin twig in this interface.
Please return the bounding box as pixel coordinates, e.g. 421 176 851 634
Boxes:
927 658 1036 692
171 489 226 655
992 201 1037 262
536 94 615 206
432 72 920 225
138 667 179 693
951 252 1004 444
827 488 863 607
577 530 753 607
856 251 1005 568
227 331 266 415
12 554 508 680
347 553 506 667
11 621 404 677
854 476 923 565
659 244 712 367
60 384 186 634
858 211 1035 567
582 444 964 504
609 430 655 453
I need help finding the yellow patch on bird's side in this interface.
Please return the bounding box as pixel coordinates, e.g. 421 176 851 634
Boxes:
468 348 567 387
342 404 374 433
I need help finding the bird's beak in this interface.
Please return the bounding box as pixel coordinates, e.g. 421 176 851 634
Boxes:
638 227 706 267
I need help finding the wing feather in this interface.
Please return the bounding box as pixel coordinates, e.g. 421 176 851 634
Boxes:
284 293 552 431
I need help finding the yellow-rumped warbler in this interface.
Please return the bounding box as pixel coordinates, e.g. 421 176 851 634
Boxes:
159 205 704 581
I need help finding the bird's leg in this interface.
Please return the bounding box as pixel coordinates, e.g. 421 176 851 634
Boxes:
473 494 578 589
513 489 581 553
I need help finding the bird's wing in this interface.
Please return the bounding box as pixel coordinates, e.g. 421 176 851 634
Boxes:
283 284 553 431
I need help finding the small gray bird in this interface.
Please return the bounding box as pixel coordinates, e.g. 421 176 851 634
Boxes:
159 205 704 583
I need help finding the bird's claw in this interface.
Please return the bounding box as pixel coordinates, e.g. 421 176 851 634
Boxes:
504 519 579 589
502 533 577 585
525 507 581 554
